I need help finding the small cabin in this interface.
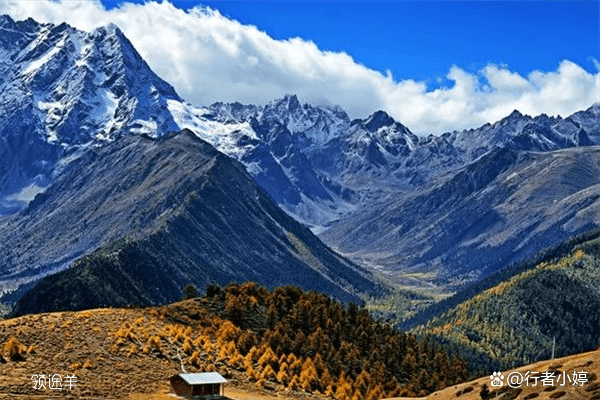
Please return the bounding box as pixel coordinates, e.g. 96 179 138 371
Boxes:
170 372 227 399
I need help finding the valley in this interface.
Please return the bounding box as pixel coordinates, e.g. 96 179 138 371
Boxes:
0 11 599 400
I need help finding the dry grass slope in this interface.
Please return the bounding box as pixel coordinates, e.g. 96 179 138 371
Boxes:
385 349 600 400
1 298 598 400
0 301 327 400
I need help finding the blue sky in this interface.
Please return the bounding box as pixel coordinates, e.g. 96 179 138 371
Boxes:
5 0 600 133
100 0 600 90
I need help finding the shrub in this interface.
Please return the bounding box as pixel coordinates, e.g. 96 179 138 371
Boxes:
183 284 199 300
3 337 25 361
128 344 137 357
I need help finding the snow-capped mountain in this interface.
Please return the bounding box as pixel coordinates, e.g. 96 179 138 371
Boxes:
1 15 599 299
167 95 359 224
0 15 180 213
3 13 597 225
174 93 600 226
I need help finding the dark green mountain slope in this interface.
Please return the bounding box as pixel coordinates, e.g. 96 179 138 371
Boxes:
413 233 600 372
5 130 383 315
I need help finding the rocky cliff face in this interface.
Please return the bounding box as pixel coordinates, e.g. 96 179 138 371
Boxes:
0 15 181 214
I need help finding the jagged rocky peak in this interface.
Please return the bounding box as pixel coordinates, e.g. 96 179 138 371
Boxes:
489 109 529 130
533 113 561 126
282 93 302 110
206 101 260 123
508 109 523 119
263 94 301 117
364 110 396 132
0 16 184 213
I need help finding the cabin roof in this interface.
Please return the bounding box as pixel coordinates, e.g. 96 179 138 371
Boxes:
177 372 227 385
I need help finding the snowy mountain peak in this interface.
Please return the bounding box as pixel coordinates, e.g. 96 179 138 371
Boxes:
0 16 182 213
508 109 524 118
587 102 600 115
100 22 120 35
282 94 301 110
364 110 395 132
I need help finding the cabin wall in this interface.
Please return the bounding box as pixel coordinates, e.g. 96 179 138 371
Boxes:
170 376 193 397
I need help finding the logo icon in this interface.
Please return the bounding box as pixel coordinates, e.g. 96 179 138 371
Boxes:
490 372 504 387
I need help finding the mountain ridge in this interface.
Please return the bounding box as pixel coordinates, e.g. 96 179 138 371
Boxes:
1 15 599 309
1 129 383 310
321 146 600 287
410 231 600 374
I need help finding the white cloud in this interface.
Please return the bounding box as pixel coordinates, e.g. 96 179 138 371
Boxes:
2 0 599 134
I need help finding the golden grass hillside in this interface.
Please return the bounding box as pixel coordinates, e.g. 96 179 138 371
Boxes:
0 283 469 400
386 348 599 400
1 294 598 400
0 300 327 400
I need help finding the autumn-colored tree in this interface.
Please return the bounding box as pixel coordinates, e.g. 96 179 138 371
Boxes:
366 385 383 400
257 345 278 370
336 373 353 400
203 338 214 353
325 384 336 398
217 320 241 344
313 353 327 375
237 329 257 355
182 337 194 355
245 362 257 381
205 363 216 372
320 367 334 392
300 357 319 391
261 364 276 381
354 370 371 397
289 354 303 377
245 346 258 371
286 353 298 366
288 375 301 391
189 350 200 367
217 340 236 362
229 350 244 370
276 363 291 385
3 337 24 361
383 376 402 396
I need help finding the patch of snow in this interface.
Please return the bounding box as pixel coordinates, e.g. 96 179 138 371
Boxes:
89 89 118 123
282 191 357 229
504 172 518 182
22 37 66 76
129 119 158 136
167 99 258 160
245 161 263 176
5 182 47 203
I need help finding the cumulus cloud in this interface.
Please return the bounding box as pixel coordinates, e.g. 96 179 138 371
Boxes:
2 0 599 134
